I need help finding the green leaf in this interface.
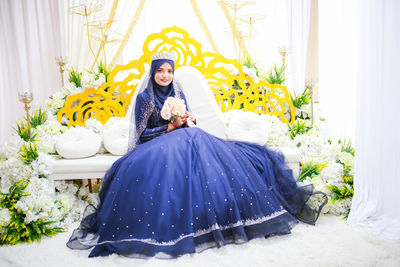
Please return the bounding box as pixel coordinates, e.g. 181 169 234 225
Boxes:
338 138 355 156
68 67 82 88
298 160 328 181
288 119 313 139
263 62 287 85
14 121 38 142
30 107 47 128
19 142 39 164
290 87 311 109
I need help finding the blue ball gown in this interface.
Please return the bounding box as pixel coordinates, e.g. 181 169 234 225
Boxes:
67 98 325 259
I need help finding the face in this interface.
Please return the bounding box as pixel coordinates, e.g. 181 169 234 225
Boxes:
154 62 173 86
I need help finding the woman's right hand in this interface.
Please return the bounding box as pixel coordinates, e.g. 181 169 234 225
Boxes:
167 117 185 132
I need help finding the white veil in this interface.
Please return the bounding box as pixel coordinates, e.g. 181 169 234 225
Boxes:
127 62 183 152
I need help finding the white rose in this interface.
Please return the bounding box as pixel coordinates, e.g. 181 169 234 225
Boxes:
337 151 354 169
0 208 11 226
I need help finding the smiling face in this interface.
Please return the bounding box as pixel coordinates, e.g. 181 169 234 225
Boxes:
154 62 174 86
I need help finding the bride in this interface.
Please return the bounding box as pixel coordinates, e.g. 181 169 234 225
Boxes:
67 52 326 258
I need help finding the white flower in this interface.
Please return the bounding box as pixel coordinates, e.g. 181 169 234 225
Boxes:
58 193 74 217
0 157 32 192
86 193 98 207
337 151 354 169
242 66 259 83
0 135 24 159
324 198 352 216
30 153 54 177
81 72 106 89
302 176 331 195
77 187 88 199
36 120 67 136
85 118 104 136
319 162 344 183
264 114 292 147
35 131 56 154
63 82 82 95
0 208 11 226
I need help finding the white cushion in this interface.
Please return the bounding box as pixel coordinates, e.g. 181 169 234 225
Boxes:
103 117 129 155
56 126 101 159
225 110 269 145
175 66 228 139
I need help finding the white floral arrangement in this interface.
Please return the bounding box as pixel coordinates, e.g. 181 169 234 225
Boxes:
0 65 109 245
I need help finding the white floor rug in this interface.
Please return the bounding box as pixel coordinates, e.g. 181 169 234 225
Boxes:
0 215 399 267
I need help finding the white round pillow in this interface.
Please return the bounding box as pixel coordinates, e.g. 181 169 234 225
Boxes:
225 110 269 146
56 126 101 158
103 117 129 155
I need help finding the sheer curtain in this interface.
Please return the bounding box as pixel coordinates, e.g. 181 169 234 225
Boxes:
318 0 357 140
285 0 310 95
0 0 62 145
348 0 400 241
58 0 137 70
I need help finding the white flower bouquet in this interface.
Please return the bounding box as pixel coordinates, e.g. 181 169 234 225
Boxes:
160 96 187 122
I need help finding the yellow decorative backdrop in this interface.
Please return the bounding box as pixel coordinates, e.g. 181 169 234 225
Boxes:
57 26 295 127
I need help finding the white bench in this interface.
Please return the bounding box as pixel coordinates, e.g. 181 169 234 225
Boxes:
49 66 300 181
49 148 299 181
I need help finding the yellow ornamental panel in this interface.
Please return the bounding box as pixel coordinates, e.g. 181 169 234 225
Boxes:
57 26 295 127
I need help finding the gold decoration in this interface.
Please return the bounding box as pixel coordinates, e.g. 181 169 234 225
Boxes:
189 0 220 53
18 90 34 139
305 79 318 125
70 2 103 60
237 14 265 43
218 0 255 61
279 46 288 63
55 56 68 86
109 0 147 69
90 0 120 69
57 26 295 128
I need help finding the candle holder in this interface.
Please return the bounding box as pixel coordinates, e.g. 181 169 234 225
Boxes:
18 90 34 140
279 46 288 62
55 56 68 86
305 79 318 125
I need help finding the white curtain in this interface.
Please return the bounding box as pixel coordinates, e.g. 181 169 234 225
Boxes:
348 0 400 241
285 0 310 95
58 0 137 70
120 0 290 71
318 0 357 140
0 0 62 145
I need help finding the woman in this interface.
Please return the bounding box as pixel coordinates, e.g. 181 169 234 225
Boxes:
67 52 326 258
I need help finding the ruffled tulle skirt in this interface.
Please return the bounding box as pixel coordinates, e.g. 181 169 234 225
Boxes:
67 127 326 258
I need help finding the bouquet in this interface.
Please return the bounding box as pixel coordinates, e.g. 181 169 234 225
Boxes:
161 96 195 127
161 97 187 122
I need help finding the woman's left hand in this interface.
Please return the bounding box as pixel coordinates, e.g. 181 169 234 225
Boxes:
185 111 196 122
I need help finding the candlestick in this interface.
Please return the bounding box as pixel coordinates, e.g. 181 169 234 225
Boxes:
305 79 318 125
55 56 68 86
18 90 34 140
279 46 288 62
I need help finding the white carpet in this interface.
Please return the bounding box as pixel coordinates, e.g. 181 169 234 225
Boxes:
1 215 399 267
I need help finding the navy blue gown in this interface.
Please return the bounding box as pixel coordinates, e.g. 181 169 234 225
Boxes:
67 91 325 259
